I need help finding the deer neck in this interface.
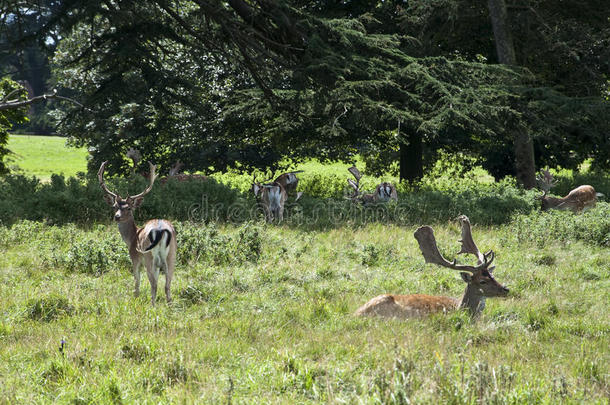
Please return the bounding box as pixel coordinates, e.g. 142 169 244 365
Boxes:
117 219 139 248
459 284 486 317
542 195 564 209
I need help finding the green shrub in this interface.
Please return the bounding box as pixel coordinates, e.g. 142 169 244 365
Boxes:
26 294 75 322
510 203 610 247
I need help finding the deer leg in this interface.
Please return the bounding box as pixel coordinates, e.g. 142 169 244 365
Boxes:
277 206 284 222
131 255 142 297
145 254 159 305
164 248 175 303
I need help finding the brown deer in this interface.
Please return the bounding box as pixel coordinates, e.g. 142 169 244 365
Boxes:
274 171 303 201
98 161 177 305
536 169 602 213
347 166 397 204
355 216 509 319
251 175 288 223
159 161 207 184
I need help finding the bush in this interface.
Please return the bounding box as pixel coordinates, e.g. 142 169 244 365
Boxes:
175 221 262 266
509 203 610 247
26 294 75 322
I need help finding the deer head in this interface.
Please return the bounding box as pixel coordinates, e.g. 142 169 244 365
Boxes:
414 216 509 300
98 161 158 223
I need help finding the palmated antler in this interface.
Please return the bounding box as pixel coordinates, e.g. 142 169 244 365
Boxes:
414 222 494 273
536 169 557 197
456 215 485 264
348 166 362 181
98 161 118 202
347 166 361 196
129 162 157 200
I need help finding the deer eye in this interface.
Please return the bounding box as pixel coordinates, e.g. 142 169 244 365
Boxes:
479 280 488 284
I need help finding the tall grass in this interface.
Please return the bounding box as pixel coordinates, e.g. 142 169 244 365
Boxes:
0 220 607 403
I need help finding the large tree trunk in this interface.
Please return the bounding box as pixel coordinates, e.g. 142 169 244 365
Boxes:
488 0 536 189
399 132 423 182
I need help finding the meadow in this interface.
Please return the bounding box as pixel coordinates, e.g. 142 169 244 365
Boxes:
7 134 89 180
0 136 608 403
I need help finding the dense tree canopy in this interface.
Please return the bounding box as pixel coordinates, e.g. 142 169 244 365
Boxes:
1 0 608 180
0 78 28 174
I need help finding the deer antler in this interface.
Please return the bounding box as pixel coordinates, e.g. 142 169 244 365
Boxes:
348 166 362 181
536 169 557 197
129 162 157 200
456 215 485 264
98 161 118 201
414 223 494 273
168 161 184 176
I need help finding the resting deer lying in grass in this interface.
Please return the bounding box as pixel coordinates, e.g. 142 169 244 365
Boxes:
251 175 287 223
98 161 177 305
347 166 397 204
158 161 207 184
355 216 509 319
536 169 602 213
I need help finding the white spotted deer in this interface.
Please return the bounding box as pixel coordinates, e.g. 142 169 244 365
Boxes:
98 161 177 305
347 166 397 204
355 216 509 319
251 175 287 223
536 169 602 213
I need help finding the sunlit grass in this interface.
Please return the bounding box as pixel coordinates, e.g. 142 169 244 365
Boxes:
0 221 607 403
7 134 88 180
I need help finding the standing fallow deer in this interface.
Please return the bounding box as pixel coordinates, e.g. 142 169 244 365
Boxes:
536 169 602 213
251 175 288 223
274 171 304 201
98 161 177 305
347 166 397 204
355 216 509 319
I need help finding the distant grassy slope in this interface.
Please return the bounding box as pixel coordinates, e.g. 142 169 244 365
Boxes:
7 134 88 180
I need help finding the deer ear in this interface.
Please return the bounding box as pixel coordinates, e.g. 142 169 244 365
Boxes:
103 194 116 206
252 184 261 196
128 196 145 208
460 272 472 283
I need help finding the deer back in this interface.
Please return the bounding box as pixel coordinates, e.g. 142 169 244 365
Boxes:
542 185 597 212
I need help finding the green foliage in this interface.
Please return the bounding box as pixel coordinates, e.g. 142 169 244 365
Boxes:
510 204 610 247
0 78 28 175
175 222 262 266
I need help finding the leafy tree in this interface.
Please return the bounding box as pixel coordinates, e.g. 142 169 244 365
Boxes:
5 0 608 183
0 78 28 174
397 0 610 179
0 0 60 133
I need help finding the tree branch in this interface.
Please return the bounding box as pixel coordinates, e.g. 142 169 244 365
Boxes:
0 89 89 111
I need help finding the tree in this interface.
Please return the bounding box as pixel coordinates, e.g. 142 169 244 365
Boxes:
0 78 28 174
487 0 536 188
0 0 60 133
397 0 610 179
5 0 608 180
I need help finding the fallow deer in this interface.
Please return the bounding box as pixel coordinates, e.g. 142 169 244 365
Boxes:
159 161 207 184
98 161 177 305
355 216 509 319
347 166 397 204
536 169 602 213
274 171 304 201
251 175 287 223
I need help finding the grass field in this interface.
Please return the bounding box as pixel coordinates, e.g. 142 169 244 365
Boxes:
7 134 88 180
0 220 608 403
0 135 608 403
